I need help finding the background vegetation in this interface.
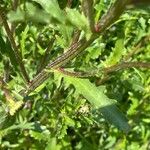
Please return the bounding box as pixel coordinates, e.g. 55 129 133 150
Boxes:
0 0 150 149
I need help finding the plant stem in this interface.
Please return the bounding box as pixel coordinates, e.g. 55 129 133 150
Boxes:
70 30 81 45
96 62 150 85
103 62 150 73
23 38 92 95
82 0 95 32
56 62 150 78
11 0 19 33
20 0 131 96
0 6 30 83
95 0 130 32
37 37 55 73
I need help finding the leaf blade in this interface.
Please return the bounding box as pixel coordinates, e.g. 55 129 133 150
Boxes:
57 72 130 132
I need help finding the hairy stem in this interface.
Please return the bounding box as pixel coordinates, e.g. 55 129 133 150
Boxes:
103 62 150 73
96 62 150 85
56 62 150 78
0 6 30 83
95 0 131 32
82 0 95 32
20 0 131 96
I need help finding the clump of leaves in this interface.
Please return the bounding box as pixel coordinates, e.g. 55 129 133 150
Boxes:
0 0 150 149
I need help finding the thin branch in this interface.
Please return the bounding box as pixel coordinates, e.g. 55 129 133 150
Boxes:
103 62 150 74
19 0 132 96
11 0 19 33
55 68 92 78
54 62 150 87
82 0 95 32
95 0 130 32
26 61 150 96
67 0 72 8
12 0 19 10
0 6 30 83
22 39 87 96
129 0 150 5
96 75 110 86
70 30 81 45
96 62 150 85
56 62 150 77
37 37 55 73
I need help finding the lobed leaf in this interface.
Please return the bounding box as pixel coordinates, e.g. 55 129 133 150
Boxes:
55 72 130 132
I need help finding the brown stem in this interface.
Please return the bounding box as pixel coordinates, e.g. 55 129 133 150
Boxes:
95 0 131 32
0 6 30 83
11 0 19 33
67 0 72 8
129 0 150 5
96 62 150 85
57 62 150 78
96 75 110 86
12 0 19 10
56 68 92 78
70 30 81 45
22 38 88 96
56 62 150 85
19 0 131 96
82 0 95 32
103 62 150 74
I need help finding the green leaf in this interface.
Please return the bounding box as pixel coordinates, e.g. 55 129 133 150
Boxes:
66 8 89 32
46 138 61 150
105 38 124 66
55 72 130 132
29 130 50 141
0 34 7 54
0 122 34 138
64 116 75 127
0 103 7 127
33 0 65 23
8 3 50 24
7 8 25 22
0 35 18 70
20 25 29 57
57 24 73 47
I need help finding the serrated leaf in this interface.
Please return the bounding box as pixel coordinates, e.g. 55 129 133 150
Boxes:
65 77 116 108
7 99 23 116
20 25 29 57
57 24 73 47
33 0 65 23
66 8 89 32
64 116 75 127
55 71 130 132
105 38 124 66
29 130 50 141
8 3 50 24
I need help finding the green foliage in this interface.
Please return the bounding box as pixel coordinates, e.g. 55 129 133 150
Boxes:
0 0 150 149
57 72 130 132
